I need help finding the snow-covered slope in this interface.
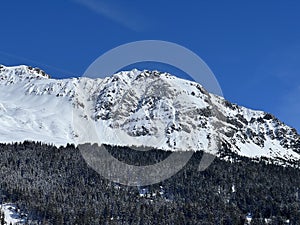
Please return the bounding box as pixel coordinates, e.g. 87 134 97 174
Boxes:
0 65 299 163
0 203 27 224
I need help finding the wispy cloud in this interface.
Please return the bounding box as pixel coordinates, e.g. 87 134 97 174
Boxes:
73 0 144 32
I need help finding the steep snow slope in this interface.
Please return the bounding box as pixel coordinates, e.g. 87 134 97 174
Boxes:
0 65 75 145
0 65 299 162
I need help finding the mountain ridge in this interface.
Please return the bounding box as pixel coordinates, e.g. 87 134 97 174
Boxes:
0 64 299 164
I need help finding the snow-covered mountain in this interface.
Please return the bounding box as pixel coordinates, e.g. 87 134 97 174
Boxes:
0 64 299 163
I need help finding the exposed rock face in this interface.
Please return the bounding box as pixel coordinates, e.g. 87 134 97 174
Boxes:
0 65 299 163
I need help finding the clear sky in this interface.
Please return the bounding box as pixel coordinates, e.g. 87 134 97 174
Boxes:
0 0 300 132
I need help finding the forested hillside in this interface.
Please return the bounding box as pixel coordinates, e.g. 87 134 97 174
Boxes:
0 142 299 224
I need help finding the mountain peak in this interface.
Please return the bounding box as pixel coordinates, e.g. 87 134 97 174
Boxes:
0 64 299 164
0 65 50 82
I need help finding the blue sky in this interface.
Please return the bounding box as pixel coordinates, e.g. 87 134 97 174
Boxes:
0 0 300 132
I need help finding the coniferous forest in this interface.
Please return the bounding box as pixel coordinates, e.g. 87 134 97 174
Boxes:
0 142 299 224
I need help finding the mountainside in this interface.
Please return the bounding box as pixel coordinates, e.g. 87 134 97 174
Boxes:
1 142 300 224
0 64 299 163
